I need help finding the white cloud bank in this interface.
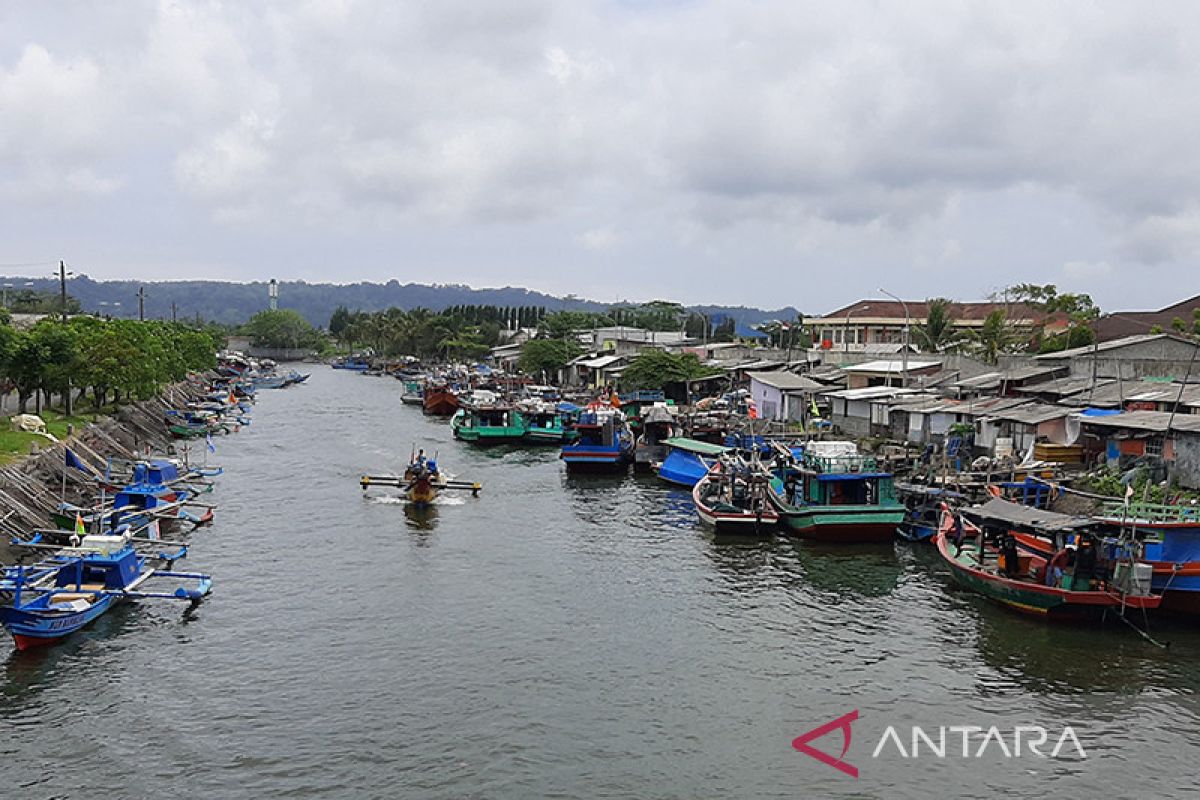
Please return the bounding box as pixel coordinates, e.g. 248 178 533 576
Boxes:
0 1 1196 311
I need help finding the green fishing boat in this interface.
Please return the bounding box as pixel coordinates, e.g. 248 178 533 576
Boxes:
451 406 528 445
521 406 577 445
767 441 904 542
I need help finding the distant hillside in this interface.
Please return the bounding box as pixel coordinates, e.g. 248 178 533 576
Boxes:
0 275 801 330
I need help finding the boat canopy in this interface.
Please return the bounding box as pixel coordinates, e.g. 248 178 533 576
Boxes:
966 497 1092 532
663 437 730 456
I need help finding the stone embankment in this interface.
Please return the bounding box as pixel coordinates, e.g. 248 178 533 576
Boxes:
0 381 209 558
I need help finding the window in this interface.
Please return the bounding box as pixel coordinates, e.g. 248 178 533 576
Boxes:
1146 437 1163 457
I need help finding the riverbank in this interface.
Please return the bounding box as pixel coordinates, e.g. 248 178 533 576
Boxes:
0 379 212 562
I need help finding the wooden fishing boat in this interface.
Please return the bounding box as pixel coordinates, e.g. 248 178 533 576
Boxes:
560 404 634 472
654 437 729 487
451 406 528 445
423 385 460 416
1003 498 1200 615
331 356 371 371
0 537 212 650
400 380 425 406
520 405 577 445
692 459 779 536
633 404 676 473
894 483 964 542
360 456 481 507
936 503 1162 620
766 442 904 543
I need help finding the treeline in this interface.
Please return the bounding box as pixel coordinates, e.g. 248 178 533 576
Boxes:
0 316 222 414
327 306 502 361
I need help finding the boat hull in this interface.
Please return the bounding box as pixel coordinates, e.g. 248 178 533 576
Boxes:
423 391 459 416
768 489 903 543
938 532 1161 620
1 597 117 650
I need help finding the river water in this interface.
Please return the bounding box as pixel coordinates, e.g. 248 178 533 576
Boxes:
2 366 1199 799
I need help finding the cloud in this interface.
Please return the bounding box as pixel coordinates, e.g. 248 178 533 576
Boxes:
0 1 1198 311
579 227 619 250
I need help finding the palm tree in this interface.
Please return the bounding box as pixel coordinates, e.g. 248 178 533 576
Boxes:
913 298 960 353
968 309 1020 365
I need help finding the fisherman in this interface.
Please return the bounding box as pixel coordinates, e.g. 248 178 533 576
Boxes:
1073 537 1097 590
1000 534 1021 578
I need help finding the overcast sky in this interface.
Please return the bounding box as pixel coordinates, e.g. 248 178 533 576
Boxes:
1 1 1196 314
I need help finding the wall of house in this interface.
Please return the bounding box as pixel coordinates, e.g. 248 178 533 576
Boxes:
751 381 786 421
1173 433 1200 489
831 398 873 437
1037 417 1069 445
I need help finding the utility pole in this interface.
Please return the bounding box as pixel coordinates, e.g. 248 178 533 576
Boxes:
58 260 71 416
58 260 69 322
171 301 178 323
137 286 146 321
879 289 909 388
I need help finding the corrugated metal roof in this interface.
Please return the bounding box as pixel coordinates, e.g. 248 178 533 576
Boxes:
824 386 920 401
1076 410 1200 434
747 371 824 391
1035 332 1200 360
984 402 1072 425
842 359 942 373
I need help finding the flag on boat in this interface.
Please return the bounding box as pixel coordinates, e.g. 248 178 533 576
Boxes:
206 433 217 454
147 519 161 541
64 447 95 476
74 513 86 537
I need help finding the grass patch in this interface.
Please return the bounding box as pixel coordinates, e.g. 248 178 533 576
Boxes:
0 407 111 466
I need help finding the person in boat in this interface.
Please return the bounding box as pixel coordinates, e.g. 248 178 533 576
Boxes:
1045 541 1078 587
1000 534 1021 578
784 472 798 505
1073 536 1097 590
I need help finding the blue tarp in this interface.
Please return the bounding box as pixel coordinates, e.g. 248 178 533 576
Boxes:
1079 408 1122 416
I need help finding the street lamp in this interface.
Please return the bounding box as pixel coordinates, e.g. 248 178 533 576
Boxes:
879 288 910 388
844 304 869 357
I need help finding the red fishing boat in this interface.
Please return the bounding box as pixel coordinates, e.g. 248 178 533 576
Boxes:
935 502 1162 621
422 385 460 416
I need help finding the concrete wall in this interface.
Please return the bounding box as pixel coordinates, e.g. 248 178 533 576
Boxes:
1035 339 1200 380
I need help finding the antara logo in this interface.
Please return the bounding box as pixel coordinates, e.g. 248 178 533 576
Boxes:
792 710 860 778
793 711 1087 778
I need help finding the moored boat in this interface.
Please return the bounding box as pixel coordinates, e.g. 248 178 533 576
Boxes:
400 380 425 406
633 404 676 473
936 502 1162 621
766 442 904 543
0 536 212 650
451 406 528 445
560 404 634 472
692 458 779 536
654 437 729 487
423 385 460 416
519 403 577 445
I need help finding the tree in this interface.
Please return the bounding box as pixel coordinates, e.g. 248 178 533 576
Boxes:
711 317 735 342
913 298 960 352
968 310 1021 364
518 338 583 379
243 309 322 350
329 305 353 337
539 311 613 339
620 351 719 390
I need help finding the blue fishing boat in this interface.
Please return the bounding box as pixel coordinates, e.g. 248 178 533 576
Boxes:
331 356 371 371
560 405 634 472
655 437 730 487
0 537 212 650
895 484 964 542
107 461 212 532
